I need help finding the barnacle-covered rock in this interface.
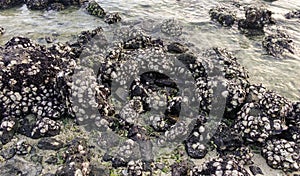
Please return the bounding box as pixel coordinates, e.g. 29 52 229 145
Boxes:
238 6 275 30
25 0 49 10
191 156 250 176
201 48 249 116
161 19 183 37
0 0 23 9
104 13 122 24
262 138 300 172
0 37 75 143
86 0 106 18
209 7 236 27
56 138 91 176
222 146 254 165
262 30 294 57
233 85 293 143
47 2 65 11
185 115 208 159
285 10 300 19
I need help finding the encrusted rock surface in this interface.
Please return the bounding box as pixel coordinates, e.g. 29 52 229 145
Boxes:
209 7 236 27
262 30 294 57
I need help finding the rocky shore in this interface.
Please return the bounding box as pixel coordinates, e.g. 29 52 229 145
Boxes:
0 1 299 176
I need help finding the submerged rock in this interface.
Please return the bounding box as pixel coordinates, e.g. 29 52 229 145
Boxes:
25 0 86 10
285 10 300 19
104 12 122 24
238 6 275 30
262 30 294 57
209 7 236 27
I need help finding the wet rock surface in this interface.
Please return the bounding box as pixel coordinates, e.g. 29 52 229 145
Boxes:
238 6 275 30
285 10 300 19
209 7 236 27
262 30 294 57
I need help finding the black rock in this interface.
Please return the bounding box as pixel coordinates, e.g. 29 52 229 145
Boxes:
285 10 300 19
45 155 58 164
238 6 275 30
262 30 294 57
37 137 64 150
25 0 49 10
209 7 236 27
167 42 188 53
104 12 122 24
112 157 127 168
249 166 264 175
0 0 23 9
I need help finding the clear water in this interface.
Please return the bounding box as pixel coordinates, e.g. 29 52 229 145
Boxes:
0 0 300 100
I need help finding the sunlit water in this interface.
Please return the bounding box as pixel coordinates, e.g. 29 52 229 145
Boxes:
0 0 299 100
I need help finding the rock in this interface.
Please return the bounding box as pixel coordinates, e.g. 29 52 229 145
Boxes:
192 156 250 175
45 155 58 164
104 12 122 24
238 6 275 30
167 42 188 53
0 0 23 9
233 85 292 143
0 147 16 160
249 166 264 175
0 36 75 144
161 19 183 36
185 116 208 159
56 138 91 176
0 26 4 35
86 0 106 18
212 122 243 152
30 154 43 163
262 30 294 57
209 7 236 27
37 137 64 150
171 161 193 176
0 156 42 176
285 10 300 19
262 138 300 172
47 2 65 11
25 0 49 10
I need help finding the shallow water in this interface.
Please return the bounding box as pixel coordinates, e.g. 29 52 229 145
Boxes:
0 0 300 100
